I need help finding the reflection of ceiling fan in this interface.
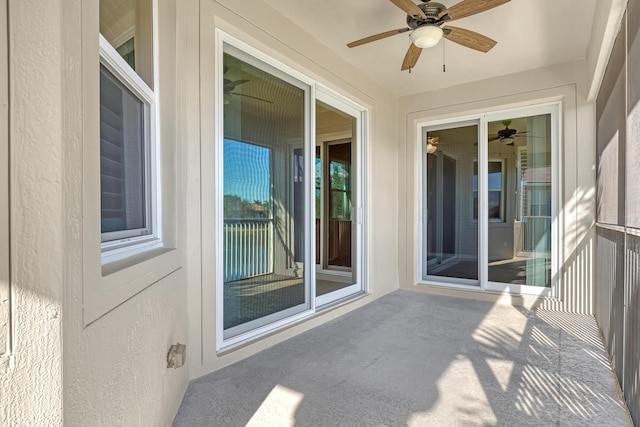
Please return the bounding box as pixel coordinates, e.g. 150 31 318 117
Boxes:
489 120 529 145
347 0 509 71
224 66 273 104
426 136 443 153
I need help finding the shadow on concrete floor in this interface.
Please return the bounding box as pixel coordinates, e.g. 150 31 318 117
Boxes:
176 290 631 426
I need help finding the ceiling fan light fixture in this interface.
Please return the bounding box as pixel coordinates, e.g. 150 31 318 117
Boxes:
501 137 515 145
410 25 444 49
426 143 438 154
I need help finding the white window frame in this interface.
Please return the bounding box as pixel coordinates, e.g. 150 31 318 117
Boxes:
82 0 180 325
99 35 159 257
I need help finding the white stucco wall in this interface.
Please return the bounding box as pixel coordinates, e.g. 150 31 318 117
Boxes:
397 60 597 314
2 0 191 425
1 0 65 424
0 5 9 421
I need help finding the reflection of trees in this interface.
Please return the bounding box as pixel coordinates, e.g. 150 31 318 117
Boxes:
330 162 348 190
224 194 270 219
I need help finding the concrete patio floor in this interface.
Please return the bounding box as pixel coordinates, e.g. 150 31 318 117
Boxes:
173 290 632 426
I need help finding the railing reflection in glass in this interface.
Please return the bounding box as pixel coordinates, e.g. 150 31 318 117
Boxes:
224 219 273 282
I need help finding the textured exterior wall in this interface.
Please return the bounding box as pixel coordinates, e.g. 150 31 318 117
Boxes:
1 0 65 424
0 2 9 413
0 0 190 424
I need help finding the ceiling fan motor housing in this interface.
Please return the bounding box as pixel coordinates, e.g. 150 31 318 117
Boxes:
406 2 446 29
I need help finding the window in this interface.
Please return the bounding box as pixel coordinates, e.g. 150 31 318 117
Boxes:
99 0 156 250
473 160 505 222
82 0 179 325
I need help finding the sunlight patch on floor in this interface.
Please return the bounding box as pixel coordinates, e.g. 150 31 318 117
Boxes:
486 358 515 392
407 357 497 427
246 385 304 427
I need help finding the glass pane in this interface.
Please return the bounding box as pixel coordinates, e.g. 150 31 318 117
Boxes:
316 100 356 297
424 124 478 283
315 146 321 265
99 66 146 236
488 191 502 220
100 0 153 88
488 163 502 189
223 51 307 334
327 143 352 268
473 161 503 221
487 114 552 287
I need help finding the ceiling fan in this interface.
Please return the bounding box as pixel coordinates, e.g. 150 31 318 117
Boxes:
426 136 443 153
347 0 509 71
224 67 273 104
489 120 529 145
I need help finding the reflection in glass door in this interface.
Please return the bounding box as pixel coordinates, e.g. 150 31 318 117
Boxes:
315 99 361 302
487 113 553 287
423 123 479 284
327 142 352 269
421 106 557 294
222 48 310 340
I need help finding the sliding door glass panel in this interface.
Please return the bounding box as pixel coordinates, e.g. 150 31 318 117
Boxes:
424 124 479 283
487 114 552 287
223 50 309 337
315 146 321 265
315 100 356 297
328 142 352 268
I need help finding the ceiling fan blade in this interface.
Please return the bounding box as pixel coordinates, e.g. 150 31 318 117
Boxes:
389 0 427 20
347 28 410 48
439 0 510 21
224 79 250 91
401 43 423 71
232 92 274 104
443 26 497 52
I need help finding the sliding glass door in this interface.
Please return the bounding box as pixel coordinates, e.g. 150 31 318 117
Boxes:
422 121 479 286
221 47 312 340
421 104 558 294
216 39 366 347
315 94 364 306
486 112 554 289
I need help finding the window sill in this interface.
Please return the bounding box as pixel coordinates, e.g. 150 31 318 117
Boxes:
84 246 181 326
102 244 172 276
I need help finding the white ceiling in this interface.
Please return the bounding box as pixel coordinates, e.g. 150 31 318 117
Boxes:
263 0 598 97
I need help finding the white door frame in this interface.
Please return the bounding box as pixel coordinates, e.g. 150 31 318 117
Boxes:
417 102 560 297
